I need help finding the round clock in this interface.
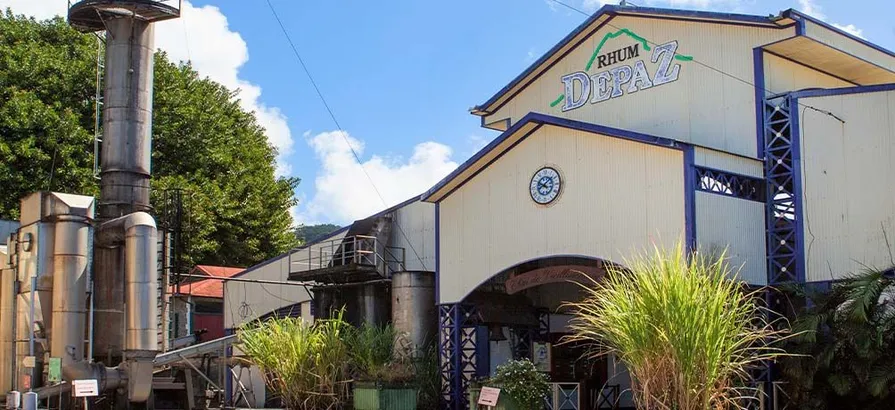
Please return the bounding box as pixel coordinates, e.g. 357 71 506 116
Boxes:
529 166 562 205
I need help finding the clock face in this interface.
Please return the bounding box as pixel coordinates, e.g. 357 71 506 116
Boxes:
529 167 561 205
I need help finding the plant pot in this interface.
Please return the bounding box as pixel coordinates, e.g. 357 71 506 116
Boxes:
467 386 525 410
353 381 418 410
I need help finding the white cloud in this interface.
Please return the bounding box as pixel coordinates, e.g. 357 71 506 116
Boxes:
582 0 612 12
797 0 824 19
296 131 459 225
0 0 295 176
832 23 864 38
0 0 65 19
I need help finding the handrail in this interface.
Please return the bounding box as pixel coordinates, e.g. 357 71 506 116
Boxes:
288 235 406 279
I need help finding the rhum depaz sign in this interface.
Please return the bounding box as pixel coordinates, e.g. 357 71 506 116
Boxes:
550 29 691 112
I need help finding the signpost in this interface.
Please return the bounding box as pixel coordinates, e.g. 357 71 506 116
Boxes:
73 379 99 409
477 386 501 408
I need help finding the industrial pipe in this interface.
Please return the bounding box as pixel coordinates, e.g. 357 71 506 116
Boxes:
50 215 90 371
123 212 158 354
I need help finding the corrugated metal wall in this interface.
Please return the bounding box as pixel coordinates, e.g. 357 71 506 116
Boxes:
438 125 685 304
695 192 767 285
799 90 895 281
389 201 436 272
223 230 347 329
484 16 792 158
693 147 763 177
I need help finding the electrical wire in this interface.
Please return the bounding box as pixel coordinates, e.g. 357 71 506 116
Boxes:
545 0 846 118
265 0 428 272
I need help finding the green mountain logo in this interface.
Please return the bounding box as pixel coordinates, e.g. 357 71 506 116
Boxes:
549 28 693 108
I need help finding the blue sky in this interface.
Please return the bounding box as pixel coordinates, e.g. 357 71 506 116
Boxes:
6 0 895 225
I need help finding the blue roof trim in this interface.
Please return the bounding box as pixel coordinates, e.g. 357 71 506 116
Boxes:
784 9 895 59
423 112 688 202
473 5 783 114
790 83 895 98
753 47 766 158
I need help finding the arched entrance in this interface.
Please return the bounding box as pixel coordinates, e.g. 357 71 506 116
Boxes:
439 256 630 410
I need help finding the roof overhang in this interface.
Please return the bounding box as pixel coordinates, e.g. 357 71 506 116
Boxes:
471 5 790 118
422 113 687 203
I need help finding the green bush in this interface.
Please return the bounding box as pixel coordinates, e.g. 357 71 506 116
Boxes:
487 359 550 409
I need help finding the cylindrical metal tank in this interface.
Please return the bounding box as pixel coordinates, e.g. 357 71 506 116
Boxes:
391 272 436 355
124 215 158 353
0 240 15 392
50 217 91 369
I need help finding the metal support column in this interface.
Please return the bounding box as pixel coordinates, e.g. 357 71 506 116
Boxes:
762 93 805 410
439 304 477 410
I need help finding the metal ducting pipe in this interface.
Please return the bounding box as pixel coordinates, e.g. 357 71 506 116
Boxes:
122 212 158 355
50 216 90 371
96 212 158 403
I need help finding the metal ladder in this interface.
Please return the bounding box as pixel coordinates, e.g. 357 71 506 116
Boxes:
93 34 104 180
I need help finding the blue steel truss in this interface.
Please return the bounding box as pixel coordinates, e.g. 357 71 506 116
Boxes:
695 166 766 202
439 304 477 410
763 95 804 285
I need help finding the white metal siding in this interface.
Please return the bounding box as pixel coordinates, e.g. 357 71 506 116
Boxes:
693 147 763 178
799 90 895 282
438 125 685 304
484 16 792 158
695 192 767 285
223 230 347 329
389 201 436 272
803 21 895 73
762 52 852 95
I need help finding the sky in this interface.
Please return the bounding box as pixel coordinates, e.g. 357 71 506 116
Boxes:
4 0 894 226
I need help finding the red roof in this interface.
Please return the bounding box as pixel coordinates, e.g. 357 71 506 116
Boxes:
192 265 245 278
171 265 244 299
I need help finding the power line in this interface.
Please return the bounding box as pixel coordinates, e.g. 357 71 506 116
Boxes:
264 0 429 272
545 0 844 121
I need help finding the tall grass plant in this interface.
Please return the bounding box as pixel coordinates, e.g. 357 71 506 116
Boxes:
565 242 787 409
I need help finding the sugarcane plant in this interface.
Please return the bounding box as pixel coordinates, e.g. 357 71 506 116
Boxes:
564 242 788 410
238 311 353 410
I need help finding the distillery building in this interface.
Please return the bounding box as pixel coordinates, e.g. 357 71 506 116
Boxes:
220 4 895 410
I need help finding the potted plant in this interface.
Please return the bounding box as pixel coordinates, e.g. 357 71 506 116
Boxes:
469 359 550 410
350 324 419 410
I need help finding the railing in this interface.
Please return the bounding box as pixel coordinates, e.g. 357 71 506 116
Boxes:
288 235 406 278
592 384 620 410
545 383 581 410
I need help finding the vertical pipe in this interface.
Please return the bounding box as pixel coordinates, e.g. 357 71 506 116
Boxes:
123 214 158 353
0 240 15 392
28 276 35 360
50 216 90 371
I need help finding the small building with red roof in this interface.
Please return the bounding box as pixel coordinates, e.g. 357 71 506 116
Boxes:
168 265 244 346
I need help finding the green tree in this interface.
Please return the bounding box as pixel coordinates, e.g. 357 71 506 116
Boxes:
295 223 341 244
780 268 895 409
0 11 299 266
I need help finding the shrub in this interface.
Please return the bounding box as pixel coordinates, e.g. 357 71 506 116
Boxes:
565 242 787 410
487 359 551 409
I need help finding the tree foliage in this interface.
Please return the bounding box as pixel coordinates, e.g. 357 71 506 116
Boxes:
295 223 341 245
0 11 298 267
780 268 895 409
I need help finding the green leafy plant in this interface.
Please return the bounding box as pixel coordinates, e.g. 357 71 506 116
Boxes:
487 359 551 409
565 242 788 410
238 312 352 410
780 268 895 409
412 344 441 409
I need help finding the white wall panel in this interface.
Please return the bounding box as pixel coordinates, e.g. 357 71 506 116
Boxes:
696 192 767 285
439 125 685 304
762 52 852 95
224 231 347 329
694 147 763 178
483 16 793 158
389 201 436 272
799 90 895 281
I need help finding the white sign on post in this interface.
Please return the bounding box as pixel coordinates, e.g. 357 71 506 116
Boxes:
72 379 99 397
477 386 501 407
